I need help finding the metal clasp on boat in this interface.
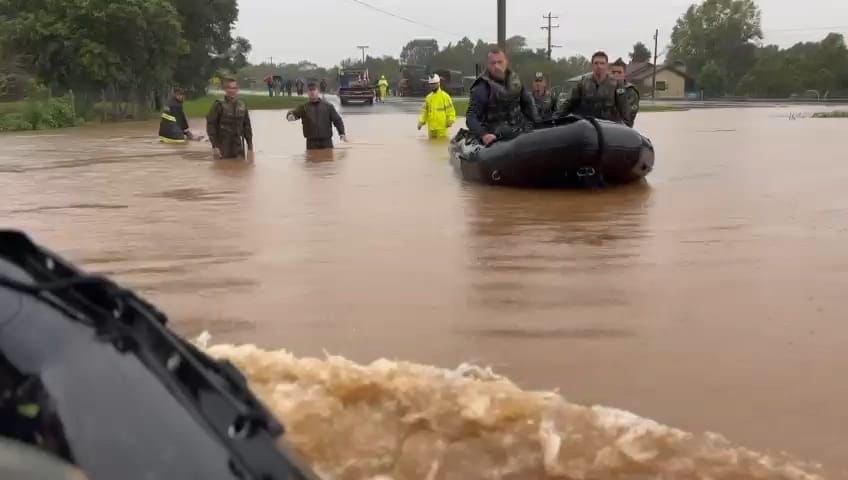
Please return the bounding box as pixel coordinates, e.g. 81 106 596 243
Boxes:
576 167 596 177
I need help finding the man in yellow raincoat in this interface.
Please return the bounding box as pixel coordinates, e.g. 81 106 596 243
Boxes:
377 75 389 103
417 74 456 139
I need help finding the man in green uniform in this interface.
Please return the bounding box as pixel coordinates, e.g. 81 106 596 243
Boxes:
531 72 557 121
563 51 629 124
206 78 253 160
466 46 539 146
610 58 640 127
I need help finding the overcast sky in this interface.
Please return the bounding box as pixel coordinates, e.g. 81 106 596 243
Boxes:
234 0 848 67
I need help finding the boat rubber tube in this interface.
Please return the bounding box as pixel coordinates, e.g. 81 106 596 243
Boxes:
0 230 321 480
449 115 655 188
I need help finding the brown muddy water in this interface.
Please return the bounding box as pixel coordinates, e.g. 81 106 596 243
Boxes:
2 102 847 479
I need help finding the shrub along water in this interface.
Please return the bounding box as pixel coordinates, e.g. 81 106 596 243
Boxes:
0 95 82 132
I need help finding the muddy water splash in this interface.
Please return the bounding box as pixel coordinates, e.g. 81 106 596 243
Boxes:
199 336 822 480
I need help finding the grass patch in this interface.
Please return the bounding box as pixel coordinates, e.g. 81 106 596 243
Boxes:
183 95 305 117
641 104 687 112
812 110 848 118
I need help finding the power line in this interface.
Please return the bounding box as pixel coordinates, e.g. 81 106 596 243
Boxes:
356 45 369 64
347 0 462 37
540 12 561 60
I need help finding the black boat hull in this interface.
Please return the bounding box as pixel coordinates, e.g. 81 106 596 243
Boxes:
449 116 655 188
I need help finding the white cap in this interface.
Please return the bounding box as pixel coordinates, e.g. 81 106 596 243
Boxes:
428 74 441 84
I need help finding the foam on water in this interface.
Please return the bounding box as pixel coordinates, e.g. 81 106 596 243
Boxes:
195 333 823 480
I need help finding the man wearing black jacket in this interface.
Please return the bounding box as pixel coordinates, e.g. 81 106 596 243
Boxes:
158 88 193 143
466 47 539 146
286 81 346 150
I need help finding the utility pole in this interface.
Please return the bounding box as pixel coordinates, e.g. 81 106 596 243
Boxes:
652 29 659 98
356 45 369 65
267 56 274 66
540 12 560 60
497 0 506 48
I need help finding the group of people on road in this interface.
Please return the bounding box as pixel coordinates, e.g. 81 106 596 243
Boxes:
165 47 643 159
264 75 311 97
466 47 641 146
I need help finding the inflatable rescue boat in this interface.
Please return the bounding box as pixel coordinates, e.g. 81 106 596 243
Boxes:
449 115 655 188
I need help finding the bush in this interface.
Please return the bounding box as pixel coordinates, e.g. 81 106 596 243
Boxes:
0 95 80 132
0 112 33 132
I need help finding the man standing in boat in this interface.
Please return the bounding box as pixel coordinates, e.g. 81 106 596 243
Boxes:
563 51 630 125
466 47 539 146
610 58 640 127
531 72 558 121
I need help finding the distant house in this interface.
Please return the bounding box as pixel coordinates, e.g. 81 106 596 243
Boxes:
627 61 695 98
565 61 696 99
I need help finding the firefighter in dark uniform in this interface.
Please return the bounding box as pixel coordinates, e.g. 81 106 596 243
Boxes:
466 46 539 146
158 87 192 144
563 51 630 124
610 58 640 127
206 78 253 159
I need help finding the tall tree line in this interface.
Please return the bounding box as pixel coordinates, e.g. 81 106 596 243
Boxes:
667 0 848 97
0 0 251 114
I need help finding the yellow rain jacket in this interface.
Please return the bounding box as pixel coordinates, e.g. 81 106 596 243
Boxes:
418 88 456 138
378 77 389 97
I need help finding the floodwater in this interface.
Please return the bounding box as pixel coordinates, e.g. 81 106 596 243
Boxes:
2 99 847 479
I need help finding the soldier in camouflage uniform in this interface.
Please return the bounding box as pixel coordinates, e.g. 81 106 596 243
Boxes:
466 47 539 146
206 78 254 159
610 58 640 127
563 51 630 125
531 72 558 121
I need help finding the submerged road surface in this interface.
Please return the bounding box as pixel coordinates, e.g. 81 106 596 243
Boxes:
2 104 848 476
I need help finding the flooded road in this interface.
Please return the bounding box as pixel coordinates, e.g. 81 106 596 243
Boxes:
2 102 847 477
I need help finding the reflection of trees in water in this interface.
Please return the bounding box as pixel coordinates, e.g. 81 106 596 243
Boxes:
460 182 654 330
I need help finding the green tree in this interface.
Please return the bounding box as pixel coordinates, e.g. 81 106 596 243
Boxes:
668 0 763 90
1 0 187 114
400 39 439 65
172 0 246 95
735 33 848 97
630 42 652 63
699 61 724 95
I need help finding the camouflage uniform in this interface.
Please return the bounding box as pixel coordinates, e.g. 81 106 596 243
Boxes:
564 75 630 125
206 96 253 159
466 70 538 140
622 82 640 127
532 90 557 121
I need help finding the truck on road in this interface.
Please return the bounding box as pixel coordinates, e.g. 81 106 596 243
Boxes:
338 68 375 105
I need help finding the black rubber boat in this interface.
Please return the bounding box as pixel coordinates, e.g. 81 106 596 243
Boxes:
449 115 655 188
0 230 321 480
